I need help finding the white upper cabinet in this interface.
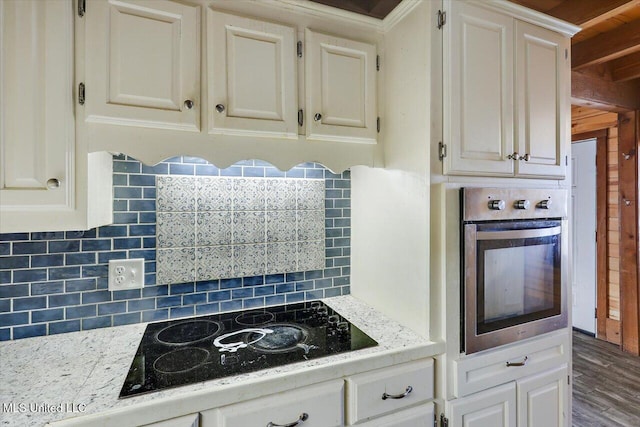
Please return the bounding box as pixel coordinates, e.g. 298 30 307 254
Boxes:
443 0 573 179
85 0 200 131
1 0 73 208
81 1 382 171
445 2 514 176
208 10 297 138
0 0 112 233
515 21 567 178
305 29 378 144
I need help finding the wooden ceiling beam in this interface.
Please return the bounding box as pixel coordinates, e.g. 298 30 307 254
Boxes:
547 0 640 29
572 70 640 112
611 51 640 81
572 19 640 69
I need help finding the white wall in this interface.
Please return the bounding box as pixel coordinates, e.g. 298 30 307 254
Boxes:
351 1 432 339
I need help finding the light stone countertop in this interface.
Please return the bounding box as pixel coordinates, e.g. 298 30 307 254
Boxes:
0 296 444 427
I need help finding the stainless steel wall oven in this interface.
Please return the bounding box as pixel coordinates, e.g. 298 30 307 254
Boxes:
461 188 568 354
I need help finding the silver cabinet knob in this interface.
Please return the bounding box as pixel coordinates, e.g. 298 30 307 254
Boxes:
313 113 322 122
507 152 519 160
183 99 194 110
488 200 506 210
215 104 225 113
519 153 531 161
514 200 530 210
47 178 60 189
537 199 552 209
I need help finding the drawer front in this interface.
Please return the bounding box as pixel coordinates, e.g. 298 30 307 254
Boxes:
454 331 569 397
358 403 434 427
346 359 434 424
202 380 343 427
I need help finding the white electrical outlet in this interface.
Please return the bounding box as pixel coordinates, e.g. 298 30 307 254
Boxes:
108 258 145 291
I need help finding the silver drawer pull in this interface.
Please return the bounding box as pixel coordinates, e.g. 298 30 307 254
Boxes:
267 413 308 427
382 385 413 400
506 356 528 367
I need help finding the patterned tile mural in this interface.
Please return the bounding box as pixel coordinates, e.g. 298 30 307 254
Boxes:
155 176 325 283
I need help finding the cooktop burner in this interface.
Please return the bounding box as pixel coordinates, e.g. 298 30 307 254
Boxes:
120 300 378 398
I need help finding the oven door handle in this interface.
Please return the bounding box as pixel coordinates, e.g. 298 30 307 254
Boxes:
476 226 562 241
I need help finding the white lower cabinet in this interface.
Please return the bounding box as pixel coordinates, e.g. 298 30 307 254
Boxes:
517 366 568 427
197 359 435 427
446 365 568 427
200 380 344 427
447 382 517 427
346 359 434 424
359 404 435 427
142 414 200 427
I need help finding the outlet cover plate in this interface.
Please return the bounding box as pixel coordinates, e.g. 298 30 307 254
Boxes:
108 258 145 291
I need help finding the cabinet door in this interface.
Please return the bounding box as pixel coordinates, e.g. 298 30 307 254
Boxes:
85 0 199 131
517 365 568 427
447 382 517 427
201 380 343 427
0 0 74 210
515 21 568 178
208 10 298 138
359 403 434 427
305 29 377 144
142 413 199 427
444 1 514 176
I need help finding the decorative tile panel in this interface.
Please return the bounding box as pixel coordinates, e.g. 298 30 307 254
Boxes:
156 248 195 284
156 212 195 248
196 211 232 246
155 176 325 283
266 211 297 242
195 246 233 281
156 176 196 212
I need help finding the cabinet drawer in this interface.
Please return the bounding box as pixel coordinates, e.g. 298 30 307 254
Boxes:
345 359 434 424
358 403 434 427
454 332 569 397
201 380 343 427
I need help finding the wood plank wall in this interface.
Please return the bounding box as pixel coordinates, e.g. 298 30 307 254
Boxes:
572 106 621 344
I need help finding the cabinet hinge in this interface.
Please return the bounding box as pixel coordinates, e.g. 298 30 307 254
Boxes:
78 0 85 17
78 83 85 105
377 117 380 133
440 414 449 427
566 155 568 166
298 109 303 127
437 10 446 29
376 55 380 71
297 41 302 58
595 307 598 318
565 48 568 60
439 142 447 160
568 375 571 385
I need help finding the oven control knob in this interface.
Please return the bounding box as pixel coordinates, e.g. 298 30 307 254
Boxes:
537 199 552 209
514 200 530 210
488 200 506 210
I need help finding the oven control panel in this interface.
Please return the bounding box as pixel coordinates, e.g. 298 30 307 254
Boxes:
462 187 568 221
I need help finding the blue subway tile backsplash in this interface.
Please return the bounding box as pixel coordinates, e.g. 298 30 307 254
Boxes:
0 156 351 341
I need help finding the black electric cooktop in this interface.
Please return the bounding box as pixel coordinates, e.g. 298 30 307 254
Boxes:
120 300 378 398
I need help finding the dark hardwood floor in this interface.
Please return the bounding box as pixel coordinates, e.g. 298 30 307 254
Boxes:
573 331 640 426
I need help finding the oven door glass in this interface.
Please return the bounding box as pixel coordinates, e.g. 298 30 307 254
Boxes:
475 220 562 334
